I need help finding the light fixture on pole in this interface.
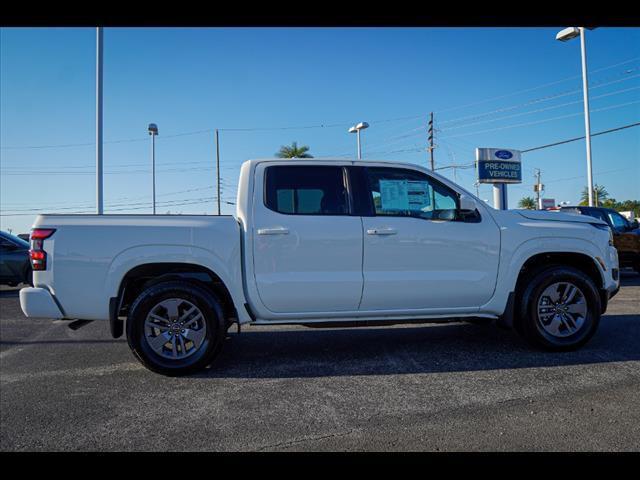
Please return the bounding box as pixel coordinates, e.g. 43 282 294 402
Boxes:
556 26 595 206
148 123 158 214
348 122 369 159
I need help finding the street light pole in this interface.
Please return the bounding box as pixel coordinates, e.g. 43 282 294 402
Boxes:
579 27 594 207
556 26 595 206
349 122 369 160
148 124 158 214
96 27 104 214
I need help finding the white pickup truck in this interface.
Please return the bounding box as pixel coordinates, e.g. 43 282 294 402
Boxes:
20 159 620 375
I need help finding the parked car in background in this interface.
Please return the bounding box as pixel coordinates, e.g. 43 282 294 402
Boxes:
560 206 640 273
0 230 32 286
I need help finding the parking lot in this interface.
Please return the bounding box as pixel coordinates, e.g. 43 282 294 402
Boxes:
1 271 639 452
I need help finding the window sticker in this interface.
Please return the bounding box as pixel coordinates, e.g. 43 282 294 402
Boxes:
407 181 431 210
379 180 431 211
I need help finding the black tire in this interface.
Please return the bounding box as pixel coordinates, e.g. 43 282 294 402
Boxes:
24 266 33 286
126 280 226 376
516 265 601 351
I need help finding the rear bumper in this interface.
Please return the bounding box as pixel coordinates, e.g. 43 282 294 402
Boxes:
19 287 64 319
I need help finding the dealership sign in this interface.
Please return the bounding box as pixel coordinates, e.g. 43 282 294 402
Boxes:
476 148 522 184
541 198 556 209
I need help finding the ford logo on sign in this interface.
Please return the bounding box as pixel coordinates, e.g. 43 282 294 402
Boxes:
495 150 513 160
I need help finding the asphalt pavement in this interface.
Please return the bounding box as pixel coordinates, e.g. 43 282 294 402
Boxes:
1 271 639 451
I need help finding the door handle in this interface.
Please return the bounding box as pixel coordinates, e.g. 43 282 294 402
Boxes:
257 227 290 235
367 228 397 235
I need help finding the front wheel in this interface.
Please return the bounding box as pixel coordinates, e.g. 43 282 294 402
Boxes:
126 280 226 376
516 266 601 351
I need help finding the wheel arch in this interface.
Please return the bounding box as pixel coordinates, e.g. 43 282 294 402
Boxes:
111 262 238 338
511 251 609 326
515 251 604 294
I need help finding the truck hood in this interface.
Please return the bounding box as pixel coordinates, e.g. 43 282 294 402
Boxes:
516 209 607 225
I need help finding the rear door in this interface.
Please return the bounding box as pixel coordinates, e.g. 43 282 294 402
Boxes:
357 165 501 312
251 163 364 314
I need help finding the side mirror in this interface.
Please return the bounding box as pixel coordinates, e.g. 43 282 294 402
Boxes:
630 219 639 230
458 194 478 212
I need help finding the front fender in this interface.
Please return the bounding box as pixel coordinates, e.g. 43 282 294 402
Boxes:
481 236 604 316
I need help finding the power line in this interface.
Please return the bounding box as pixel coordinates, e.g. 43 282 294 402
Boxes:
0 116 425 151
434 56 640 116
348 72 639 156
521 121 640 153
444 100 640 139
4 58 638 153
439 85 640 133
431 120 640 171
0 196 238 216
438 70 640 128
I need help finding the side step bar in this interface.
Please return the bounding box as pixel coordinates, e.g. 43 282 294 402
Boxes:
67 319 94 330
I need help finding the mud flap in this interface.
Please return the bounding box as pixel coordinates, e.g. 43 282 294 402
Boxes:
496 292 516 330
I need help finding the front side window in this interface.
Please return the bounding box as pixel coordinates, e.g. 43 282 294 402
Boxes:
366 167 459 220
265 165 348 215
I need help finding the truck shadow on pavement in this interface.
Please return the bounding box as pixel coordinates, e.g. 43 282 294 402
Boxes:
194 312 640 379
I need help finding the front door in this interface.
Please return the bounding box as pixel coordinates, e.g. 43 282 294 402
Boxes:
359 166 501 312
251 163 363 314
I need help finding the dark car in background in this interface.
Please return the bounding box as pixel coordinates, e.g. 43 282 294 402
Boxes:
560 206 640 273
0 231 32 286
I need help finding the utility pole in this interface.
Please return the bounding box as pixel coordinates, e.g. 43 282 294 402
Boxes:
148 124 158 214
96 27 104 214
215 129 221 215
534 168 543 209
428 112 435 170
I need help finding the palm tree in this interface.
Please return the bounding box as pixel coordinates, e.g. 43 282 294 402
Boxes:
580 184 609 206
275 142 313 159
518 196 536 210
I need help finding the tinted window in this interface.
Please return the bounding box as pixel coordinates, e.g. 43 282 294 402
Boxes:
591 209 611 225
0 232 28 248
265 166 348 215
607 211 628 231
366 167 459 220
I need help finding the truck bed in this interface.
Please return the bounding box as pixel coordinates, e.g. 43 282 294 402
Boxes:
30 214 242 321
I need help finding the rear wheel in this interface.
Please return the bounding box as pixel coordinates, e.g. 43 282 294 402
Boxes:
126 280 225 376
516 266 601 351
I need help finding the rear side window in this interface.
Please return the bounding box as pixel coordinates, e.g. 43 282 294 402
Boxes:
264 166 349 215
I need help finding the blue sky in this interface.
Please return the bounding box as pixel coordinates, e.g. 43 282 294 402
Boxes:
1 27 639 233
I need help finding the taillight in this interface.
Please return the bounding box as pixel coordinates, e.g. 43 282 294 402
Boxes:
29 228 55 271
